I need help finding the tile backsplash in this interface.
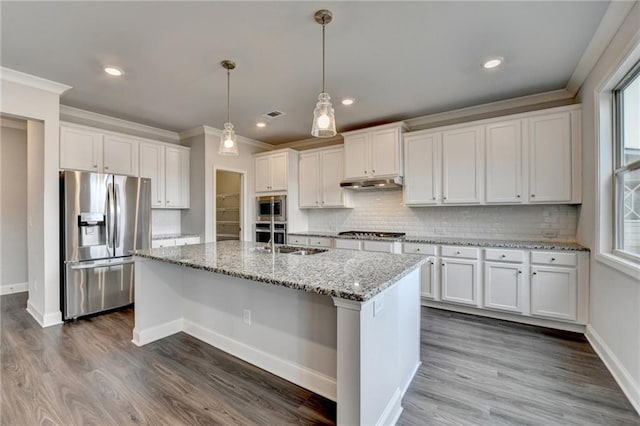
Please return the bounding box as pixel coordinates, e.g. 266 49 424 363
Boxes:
151 209 181 236
307 190 578 241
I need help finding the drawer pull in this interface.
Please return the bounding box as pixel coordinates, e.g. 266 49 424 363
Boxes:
456 251 461 255
416 248 421 252
551 257 556 262
500 254 506 258
533 271 537 275
518 270 522 274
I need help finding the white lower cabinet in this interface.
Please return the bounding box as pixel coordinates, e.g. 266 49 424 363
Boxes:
288 235 309 246
152 236 201 249
530 265 577 321
441 258 479 306
484 262 524 313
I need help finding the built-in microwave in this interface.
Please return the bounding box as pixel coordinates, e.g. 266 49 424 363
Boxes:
256 195 286 222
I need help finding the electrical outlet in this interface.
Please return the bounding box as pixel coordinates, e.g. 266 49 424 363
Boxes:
374 295 384 317
243 309 251 325
542 230 557 238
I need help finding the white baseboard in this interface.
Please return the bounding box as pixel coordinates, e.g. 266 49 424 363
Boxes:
132 319 183 347
377 387 403 426
26 299 45 327
585 325 640 415
401 361 421 397
0 281 28 295
183 319 337 402
42 310 62 327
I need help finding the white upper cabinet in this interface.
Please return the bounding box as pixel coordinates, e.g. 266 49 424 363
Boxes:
60 125 103 172
404 132 440 205
103 134 139 176
139 142 165 208
403 105 581 207
528 112 573 203
255 151 289 192
442 126 484 204
60 124 139 176
485 120 523 203
299 146 348 208
140 142 190 209
343 122 405 180
164 146 190 208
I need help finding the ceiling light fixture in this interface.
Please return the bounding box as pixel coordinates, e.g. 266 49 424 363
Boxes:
256 122 266 128
104 66 124 76
341 97 355 106
311 9 337 138
483 57 503 69
218 60 239 156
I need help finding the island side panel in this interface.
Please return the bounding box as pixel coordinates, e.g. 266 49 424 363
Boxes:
133 257 184 346
179 266 338 401
333 267 421 426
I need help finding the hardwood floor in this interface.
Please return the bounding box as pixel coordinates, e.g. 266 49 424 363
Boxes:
1 292 638 425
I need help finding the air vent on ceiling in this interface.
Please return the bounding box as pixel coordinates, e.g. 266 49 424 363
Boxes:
263 110 286 118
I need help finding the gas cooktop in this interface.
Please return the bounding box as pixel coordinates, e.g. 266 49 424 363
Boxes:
337 231 406 239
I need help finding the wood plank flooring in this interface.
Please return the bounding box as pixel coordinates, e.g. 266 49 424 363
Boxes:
1 292 638 425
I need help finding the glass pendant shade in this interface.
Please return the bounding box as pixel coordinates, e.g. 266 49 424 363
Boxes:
218 122 238 155
311 92 336 138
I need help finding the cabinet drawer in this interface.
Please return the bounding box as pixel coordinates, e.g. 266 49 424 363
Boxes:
403 243 437 256
531 251 577 267
176 237 201 246
151 239 175 248
288 235 309 246
335 239 362 250
485 248 525 263
308 237 332 248
441 246 479 259
363 240 394 253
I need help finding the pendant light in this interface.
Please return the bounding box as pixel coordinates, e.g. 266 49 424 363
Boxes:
311 9 337 138
218 60 239 156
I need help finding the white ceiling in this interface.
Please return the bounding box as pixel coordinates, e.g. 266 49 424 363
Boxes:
1 1 610 144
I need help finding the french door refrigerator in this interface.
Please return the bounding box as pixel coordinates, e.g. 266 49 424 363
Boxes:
60 171 151 320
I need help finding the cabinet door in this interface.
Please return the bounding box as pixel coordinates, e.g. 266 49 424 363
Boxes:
60 126 103 172
255 156 271 192
321 148 346 207
442 126 484 204
344 134 369 179
103 134 139 176
441 259 478 306
299 153 320 208
528 112 572 202
531 266 577 321
270 152 288 191
404 133 440 205
420 258 438 299
139 142 165 208
485 120 523 203
165 147 189 208
484 262 523 313
370 128 400 177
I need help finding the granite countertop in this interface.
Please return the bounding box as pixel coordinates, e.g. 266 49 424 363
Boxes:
133 241 427 302
151 233 201 241
287 231 588 251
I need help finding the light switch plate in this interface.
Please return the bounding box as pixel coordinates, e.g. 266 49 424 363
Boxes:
374 295 384 317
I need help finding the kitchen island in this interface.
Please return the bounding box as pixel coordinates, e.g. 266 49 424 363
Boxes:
132 241 427 426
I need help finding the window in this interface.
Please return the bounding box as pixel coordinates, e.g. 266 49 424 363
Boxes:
614 61 640 260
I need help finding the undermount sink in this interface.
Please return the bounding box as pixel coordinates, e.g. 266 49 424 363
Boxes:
276 246 328 256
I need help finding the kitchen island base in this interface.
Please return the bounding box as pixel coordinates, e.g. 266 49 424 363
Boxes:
133 257 420 425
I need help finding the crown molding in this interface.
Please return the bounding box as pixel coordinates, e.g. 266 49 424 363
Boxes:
0 117 27 130
275 134 344 151
404 89 574 131
180 125 274 150
0 67 71 95
60 105 180 143
567 1 637 95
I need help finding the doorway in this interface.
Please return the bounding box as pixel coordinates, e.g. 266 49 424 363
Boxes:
215 169 243 241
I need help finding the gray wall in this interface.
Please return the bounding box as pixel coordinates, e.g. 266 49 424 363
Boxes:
1 122 28 289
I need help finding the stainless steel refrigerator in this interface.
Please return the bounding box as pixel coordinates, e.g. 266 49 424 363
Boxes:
60 171 151 320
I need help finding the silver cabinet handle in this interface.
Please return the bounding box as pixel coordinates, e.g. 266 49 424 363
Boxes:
93 164 98 168
157 200 162 203
533 271 537 275
500 254 506 258
531 194 536 197
416 248 420 252
516 194 521 198
518 270 522 274
456 251 461 255
104 165 109 170
372 169 376 173
69 258 135 270
551 257 556 262
432 197 436 200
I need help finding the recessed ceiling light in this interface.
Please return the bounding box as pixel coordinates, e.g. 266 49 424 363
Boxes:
483 57 503 69
256 122 266 128
104 66 124 76
341 97 355 106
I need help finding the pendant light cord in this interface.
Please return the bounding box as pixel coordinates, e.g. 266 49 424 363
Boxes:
322 22 326 93
227 68 230 123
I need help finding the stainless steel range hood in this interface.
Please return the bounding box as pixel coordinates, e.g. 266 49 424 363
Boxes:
340 176 403 190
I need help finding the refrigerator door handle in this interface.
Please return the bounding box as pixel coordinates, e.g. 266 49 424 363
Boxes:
68 258 135 270
107 182 116 251
113 183 120 248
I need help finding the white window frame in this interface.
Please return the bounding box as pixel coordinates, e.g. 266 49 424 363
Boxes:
612 62 640 263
